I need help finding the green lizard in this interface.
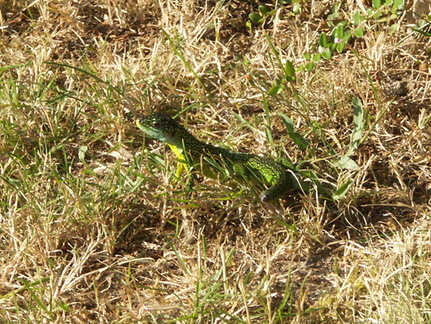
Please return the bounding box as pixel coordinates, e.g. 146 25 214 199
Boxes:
136 113 305 202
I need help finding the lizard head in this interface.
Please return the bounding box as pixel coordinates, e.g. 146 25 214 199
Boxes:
136 113 185 146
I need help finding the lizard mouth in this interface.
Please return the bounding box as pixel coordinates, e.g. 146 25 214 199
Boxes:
136 119 160 138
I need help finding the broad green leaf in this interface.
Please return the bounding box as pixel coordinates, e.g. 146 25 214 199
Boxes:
292 1 301 14
267 84 281 96
319 33 329 47
305 62 314 72
373 9 382 19
337 97 364 170
343 30 352 41
393 0 405 11
285 60 295 78
312 53 321 63
280 114 309 151
245 20 252 32
332 180 352 200
336 31 351 53
329 42 337 52
249 13 263 23
354 27 364 37
259 5 270 16
321 48 332 59
289 132 309 151
372 0 382 9
336 42 346 53
79 145 88 162
333 24 345 39
353 10 362 25
338 156 359 170
281 114 295 134
350 97 364 147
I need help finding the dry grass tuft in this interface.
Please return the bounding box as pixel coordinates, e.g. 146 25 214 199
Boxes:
1 0 431 322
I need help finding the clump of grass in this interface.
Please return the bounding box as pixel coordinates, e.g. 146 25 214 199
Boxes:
0 0 431 323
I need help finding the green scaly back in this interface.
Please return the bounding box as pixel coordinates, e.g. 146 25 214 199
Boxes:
136 113 303 202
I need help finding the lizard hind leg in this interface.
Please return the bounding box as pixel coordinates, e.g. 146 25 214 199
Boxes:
231 161 268 199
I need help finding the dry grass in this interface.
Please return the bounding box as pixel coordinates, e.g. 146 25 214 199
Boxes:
0 0 431 323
